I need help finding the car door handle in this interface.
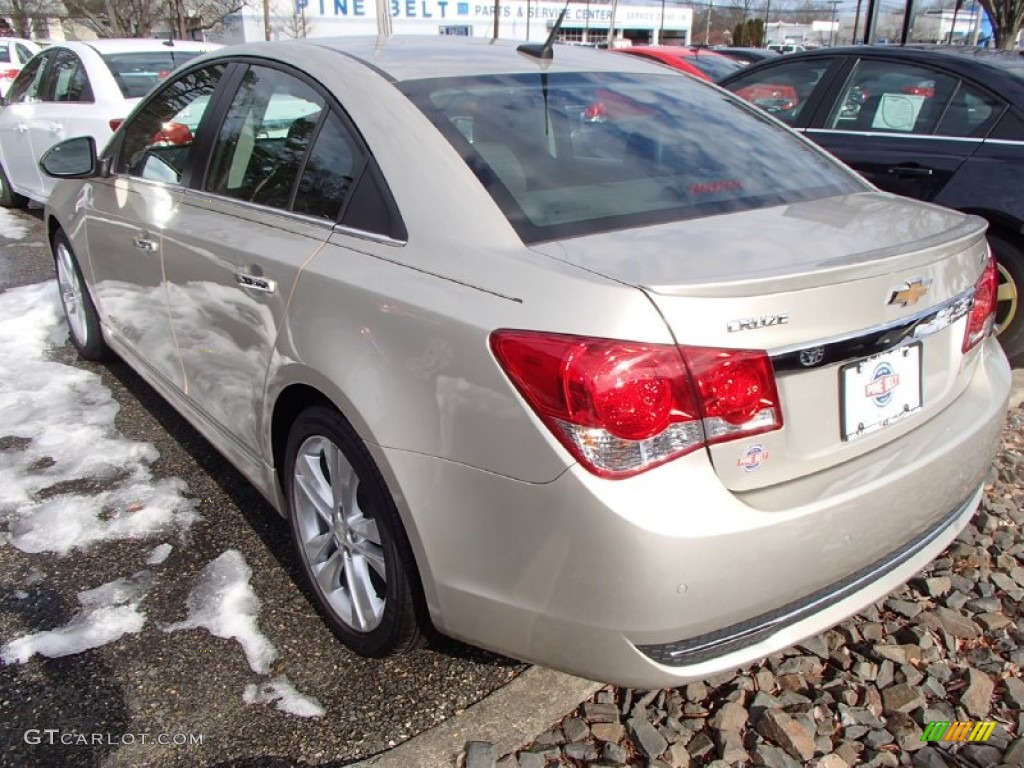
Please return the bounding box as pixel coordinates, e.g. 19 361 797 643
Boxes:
49 122 64 134
235 273 276 293
887 165 933 178
132 237 158 252
14 122 27 133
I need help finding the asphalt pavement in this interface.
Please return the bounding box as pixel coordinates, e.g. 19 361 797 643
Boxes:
0 206 531 768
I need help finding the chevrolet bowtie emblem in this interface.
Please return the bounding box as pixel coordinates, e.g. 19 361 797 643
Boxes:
888 278 932 307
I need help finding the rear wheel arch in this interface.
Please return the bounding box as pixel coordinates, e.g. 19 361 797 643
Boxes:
268 381 437 613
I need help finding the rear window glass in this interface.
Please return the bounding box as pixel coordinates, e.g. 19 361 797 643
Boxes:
402 72 864 243
685 53 744 80
102 51 203 98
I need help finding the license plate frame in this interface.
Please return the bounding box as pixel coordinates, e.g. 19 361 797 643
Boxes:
840 343 923 442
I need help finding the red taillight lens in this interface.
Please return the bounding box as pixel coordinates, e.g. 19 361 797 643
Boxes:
0 68 19 80
963 256 998 354
109 118 124 132
491 331 783 478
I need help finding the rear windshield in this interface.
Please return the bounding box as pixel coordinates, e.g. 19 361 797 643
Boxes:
102 51 203 98
685 53 744 80
402 72 864 243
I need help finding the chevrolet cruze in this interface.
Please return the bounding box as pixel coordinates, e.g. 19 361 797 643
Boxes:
40 36 1010 688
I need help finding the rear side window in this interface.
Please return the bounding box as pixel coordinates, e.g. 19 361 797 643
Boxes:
102 51 203 98
828 59 957 134
725 57 835 126
0 44 10 65
403 72 863 243
936 81 1006 138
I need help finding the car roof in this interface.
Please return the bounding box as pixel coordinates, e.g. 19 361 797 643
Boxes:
210 36 666 82
626 45 732 59
721 45 1024 98
56 38 217 55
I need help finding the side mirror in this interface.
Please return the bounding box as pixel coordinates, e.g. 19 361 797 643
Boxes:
39 136 98 179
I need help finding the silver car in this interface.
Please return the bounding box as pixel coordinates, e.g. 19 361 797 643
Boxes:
41 36 1009 688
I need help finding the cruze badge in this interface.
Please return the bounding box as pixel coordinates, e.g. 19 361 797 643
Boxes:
888 278 932 307
727 313 789 333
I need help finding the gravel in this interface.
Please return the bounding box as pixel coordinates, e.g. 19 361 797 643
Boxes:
463 405 1024 767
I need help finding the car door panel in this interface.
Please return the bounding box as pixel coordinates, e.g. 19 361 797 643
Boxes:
81 64 227 392
0 51 52 198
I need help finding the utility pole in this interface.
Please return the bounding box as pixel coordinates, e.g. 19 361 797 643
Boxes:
852 0 863 42
606 0 618 45
704 0 712 44
264 0 272 39
828 0 838 45
764 0 771 45
658 0 665 43
493 0 500 38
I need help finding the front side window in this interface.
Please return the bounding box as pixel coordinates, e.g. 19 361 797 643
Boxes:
102 51 205 99
7 51 50 104
48 50 93 102
828 59 957 134
725 57 835 126
404 72 864 243
204 65 326 210
117 64 225 183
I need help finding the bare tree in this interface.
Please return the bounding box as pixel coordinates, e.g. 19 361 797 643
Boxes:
63 0 247 37
274 6 312 38
0 0 64 37
977 0 1024 47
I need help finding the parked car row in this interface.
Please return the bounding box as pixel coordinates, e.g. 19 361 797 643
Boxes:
0 38 214 207
37 36 1009 687
718 45 1024 364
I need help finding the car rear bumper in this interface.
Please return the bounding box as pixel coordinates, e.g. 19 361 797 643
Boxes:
373 339 1010 688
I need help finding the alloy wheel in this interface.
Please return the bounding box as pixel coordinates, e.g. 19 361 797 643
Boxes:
56 241 88 346
291 435 387 632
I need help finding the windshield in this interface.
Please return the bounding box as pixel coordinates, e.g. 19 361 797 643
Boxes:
102 51 203 98
402 72 865 243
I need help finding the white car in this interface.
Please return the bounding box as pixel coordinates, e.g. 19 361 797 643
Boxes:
0 38 216 207
0 37 42 97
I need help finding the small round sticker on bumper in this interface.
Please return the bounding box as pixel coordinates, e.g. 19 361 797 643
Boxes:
738 444 769 472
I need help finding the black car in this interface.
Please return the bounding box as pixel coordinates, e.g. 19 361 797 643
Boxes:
715 47 782 65
719 46 1024 364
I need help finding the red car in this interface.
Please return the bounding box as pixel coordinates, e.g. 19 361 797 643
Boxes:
614 45 744 81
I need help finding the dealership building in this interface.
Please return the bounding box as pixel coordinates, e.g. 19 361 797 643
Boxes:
216 0 692 46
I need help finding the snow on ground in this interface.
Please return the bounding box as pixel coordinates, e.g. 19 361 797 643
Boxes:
0 282 198 554
1 572 151 664
0 209 29 241
243 677 325 718
146 543 173 565
163 549 278 674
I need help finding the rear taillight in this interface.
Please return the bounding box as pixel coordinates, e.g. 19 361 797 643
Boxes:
0 68 19 80
963 256 997 354
491 331 783 478
109 118 124 132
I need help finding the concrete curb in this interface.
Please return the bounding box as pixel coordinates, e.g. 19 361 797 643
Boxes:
350 666 603 768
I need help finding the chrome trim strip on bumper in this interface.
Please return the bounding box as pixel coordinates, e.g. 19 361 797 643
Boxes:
636 486 981 667
771 287 974 374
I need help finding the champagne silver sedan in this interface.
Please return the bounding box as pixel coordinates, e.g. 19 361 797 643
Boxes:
41 36 1010 688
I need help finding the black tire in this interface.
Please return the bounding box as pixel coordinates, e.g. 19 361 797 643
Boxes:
0 161 28 208
53 229 110 361
283 405 425 657
990 230 1024 368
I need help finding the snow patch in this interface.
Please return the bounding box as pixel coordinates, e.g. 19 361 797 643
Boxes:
243 677 325 718
146 543 173 565
0 282 198 554
1 572 151 664
0 209 29 240
164 550 277 674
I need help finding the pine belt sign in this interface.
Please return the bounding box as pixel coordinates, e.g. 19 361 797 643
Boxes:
294 0 691 30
